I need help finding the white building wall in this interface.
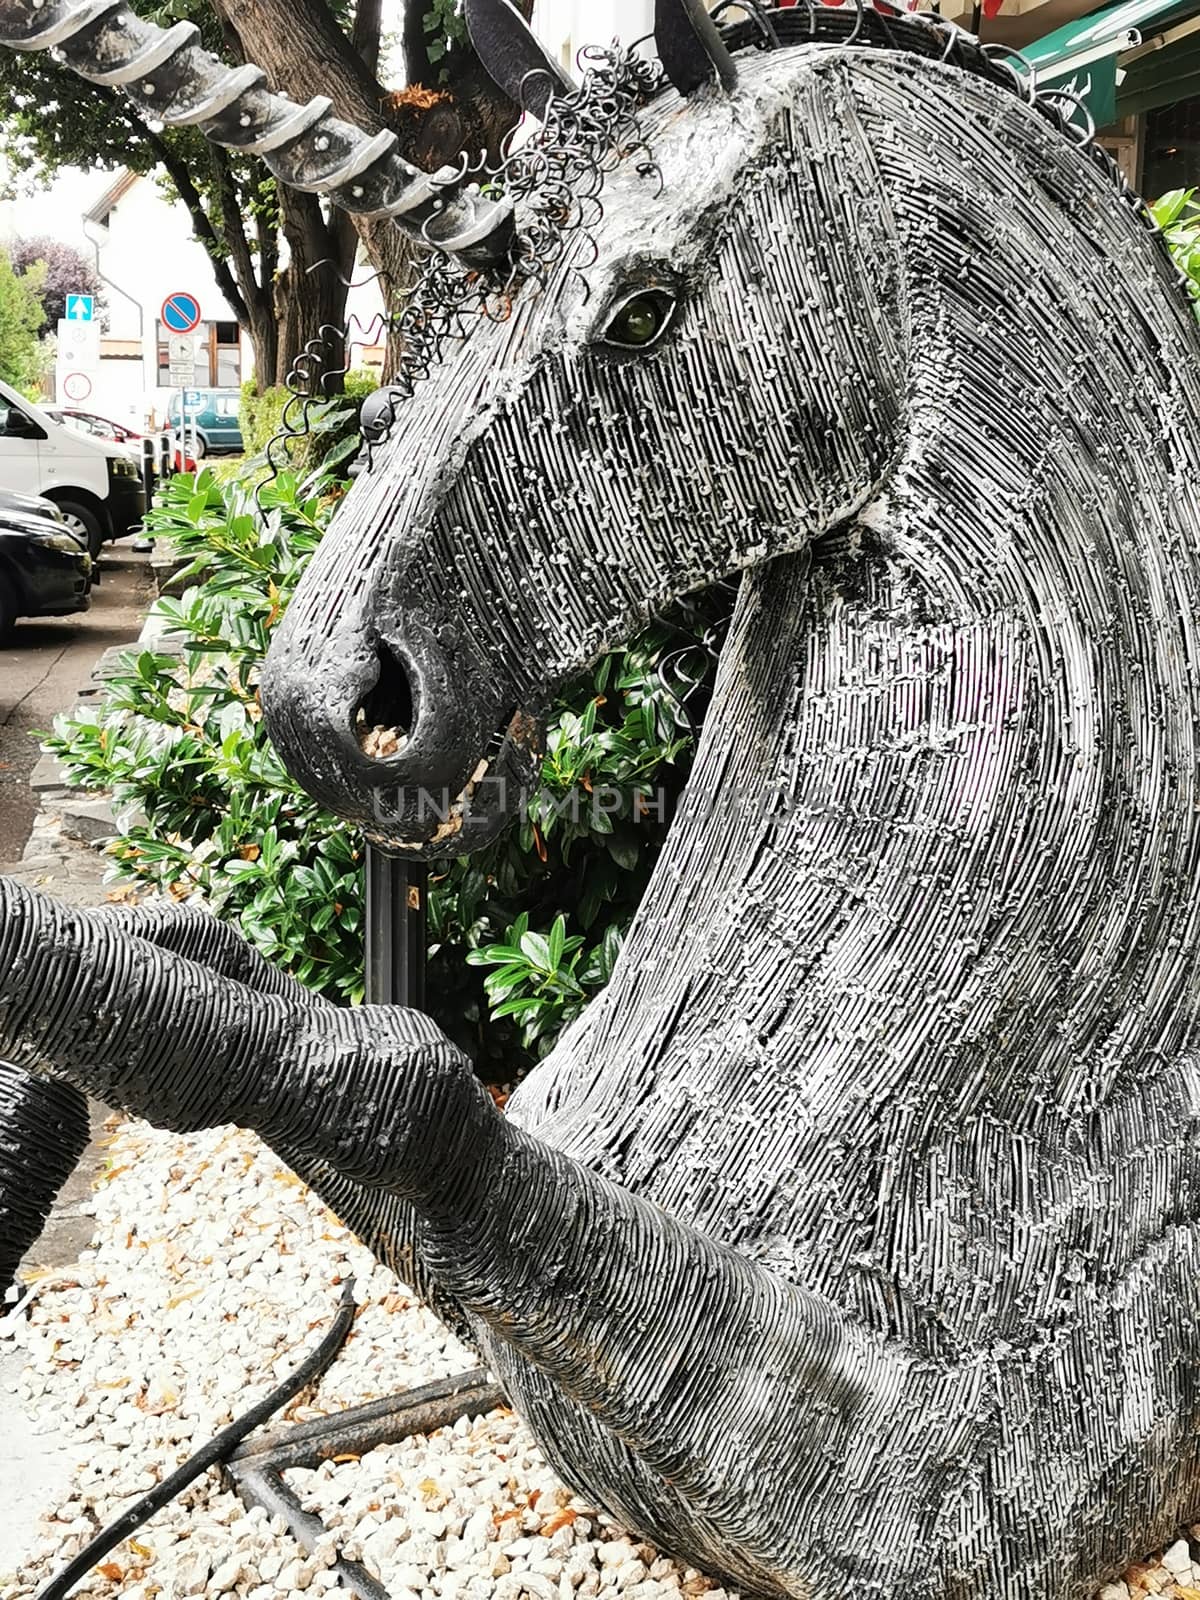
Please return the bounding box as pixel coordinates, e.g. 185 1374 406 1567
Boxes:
87 177 249 428
532 0 654 70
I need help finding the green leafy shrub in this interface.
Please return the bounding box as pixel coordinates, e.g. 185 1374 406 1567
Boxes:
239 369 377 475
49 468 367 998
48 459 723 1070
1152 188 1200 315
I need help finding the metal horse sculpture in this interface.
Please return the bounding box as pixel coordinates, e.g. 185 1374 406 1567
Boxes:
3 0 1200 1594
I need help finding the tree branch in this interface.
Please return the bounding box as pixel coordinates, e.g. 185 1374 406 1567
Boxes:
352 0 384 80
139 121 251 328
211 145 268 316
256 202 279 288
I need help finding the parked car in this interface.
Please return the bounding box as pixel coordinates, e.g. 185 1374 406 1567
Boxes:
0 379 147 559
40 405 141 446
165 389 243 457
0 487 92 643
42 405 197 474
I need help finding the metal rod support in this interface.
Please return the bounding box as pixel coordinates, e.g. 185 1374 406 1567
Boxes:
365 847 428 1010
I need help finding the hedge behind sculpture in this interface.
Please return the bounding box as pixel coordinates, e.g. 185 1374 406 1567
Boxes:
2 1 1200 1595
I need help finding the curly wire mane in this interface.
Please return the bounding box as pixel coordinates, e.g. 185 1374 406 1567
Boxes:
266 1 1190 487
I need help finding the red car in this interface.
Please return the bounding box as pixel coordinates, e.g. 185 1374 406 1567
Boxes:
42 406 197 473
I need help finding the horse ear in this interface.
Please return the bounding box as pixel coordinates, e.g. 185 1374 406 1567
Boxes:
655 0 738 95
463 0 576 119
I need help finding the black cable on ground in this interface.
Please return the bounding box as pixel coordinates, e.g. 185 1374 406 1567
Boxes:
34 1278 358 1600
224 1367 503 1599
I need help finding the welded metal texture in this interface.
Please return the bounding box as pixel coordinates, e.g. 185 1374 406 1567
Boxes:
655 0 740 94
0 0 513 261
463 0 577 118
3 5 1200 1598
0 1060 88 1293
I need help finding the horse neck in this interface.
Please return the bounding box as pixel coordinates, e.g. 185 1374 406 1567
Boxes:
592 133 1200 1120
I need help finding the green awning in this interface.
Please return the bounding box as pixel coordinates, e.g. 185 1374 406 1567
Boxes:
1024 0 1200 127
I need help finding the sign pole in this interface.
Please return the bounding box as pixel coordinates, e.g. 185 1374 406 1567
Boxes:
365 848 428 1010
163 294 202 470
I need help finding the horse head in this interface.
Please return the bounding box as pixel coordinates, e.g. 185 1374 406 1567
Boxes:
259 18 909 855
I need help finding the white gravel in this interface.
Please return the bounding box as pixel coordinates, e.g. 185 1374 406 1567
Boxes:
3 1118 1198 1600
0 1120 735 1600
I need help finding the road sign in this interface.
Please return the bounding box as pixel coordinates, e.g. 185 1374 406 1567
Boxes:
56 316 99 409
169 368 195 387
168 335 195 363
161 291 202 334
182 389 204 413
57 318 100 365
65 294 94 322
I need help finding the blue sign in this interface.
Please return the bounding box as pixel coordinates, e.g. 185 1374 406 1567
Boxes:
65 294 94 322
161 292 202 334
183 389 203 412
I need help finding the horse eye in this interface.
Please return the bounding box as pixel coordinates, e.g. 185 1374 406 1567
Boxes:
600 289 677 351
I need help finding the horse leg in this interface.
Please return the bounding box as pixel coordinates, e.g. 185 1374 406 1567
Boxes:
0 899 329 1298
0 1061 89 1299
0 872 952 1599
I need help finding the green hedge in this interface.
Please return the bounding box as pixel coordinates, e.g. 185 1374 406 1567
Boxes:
240 369 377 473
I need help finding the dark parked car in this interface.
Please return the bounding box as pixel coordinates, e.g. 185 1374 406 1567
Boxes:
0 488 92 643
165 389 243 457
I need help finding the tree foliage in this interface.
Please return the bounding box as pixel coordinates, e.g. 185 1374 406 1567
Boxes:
0 0 302 383
0 250 47 393
9 236 104 330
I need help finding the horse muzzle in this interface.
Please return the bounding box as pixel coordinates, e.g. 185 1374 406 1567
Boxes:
261 614 544 860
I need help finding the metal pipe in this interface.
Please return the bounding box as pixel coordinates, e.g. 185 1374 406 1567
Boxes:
226 1369 502 1600
33 1280 359 1600
227 1465 392 1600
229 1367 500 1471
365 848 428 1010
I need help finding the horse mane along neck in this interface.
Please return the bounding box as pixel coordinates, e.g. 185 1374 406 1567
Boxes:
507 43 1200 1358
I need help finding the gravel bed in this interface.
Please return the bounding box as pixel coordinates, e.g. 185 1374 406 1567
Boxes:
2 1119 1198 1600
0 1121 734 1600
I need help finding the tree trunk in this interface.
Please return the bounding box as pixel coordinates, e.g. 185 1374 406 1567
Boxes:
208 0 533 381
246 302 280 393
272 189 352 391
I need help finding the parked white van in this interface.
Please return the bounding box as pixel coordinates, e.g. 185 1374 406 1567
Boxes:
0 378 146 559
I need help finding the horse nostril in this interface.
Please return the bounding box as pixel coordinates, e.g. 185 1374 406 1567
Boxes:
354 643 416 761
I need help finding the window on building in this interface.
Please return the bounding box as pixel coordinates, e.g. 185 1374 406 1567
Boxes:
212 321 241 387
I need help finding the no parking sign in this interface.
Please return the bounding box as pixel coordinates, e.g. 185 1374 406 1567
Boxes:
161 291 202 334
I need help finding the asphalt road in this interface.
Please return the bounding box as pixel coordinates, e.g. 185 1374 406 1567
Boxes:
0 546 154 871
